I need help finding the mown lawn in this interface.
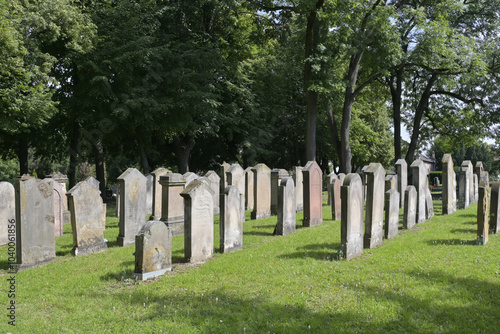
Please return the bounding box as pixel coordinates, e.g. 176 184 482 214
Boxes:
1 198 499 333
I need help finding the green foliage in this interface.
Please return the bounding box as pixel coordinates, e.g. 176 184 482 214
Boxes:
0 157 18 183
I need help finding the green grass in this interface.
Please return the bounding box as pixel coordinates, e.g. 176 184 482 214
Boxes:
1 198 499 333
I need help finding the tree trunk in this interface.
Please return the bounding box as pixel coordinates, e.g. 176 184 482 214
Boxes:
173 135 194 174
136 134 150 175
18 135 28 176
92 138 107 202
68 121 80 189
389 68 403 160
326 100 342 164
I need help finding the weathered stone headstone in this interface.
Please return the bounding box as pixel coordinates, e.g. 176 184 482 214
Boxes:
303 161 323 227
475 161 484 181
220 185 242 253
490 182 500 234
133 220 172 280
150 168 170 220
425 186 434 220
271 169 289 215
180 178 214 263
442 154 456 215
0 182 15 246
116 184 121 218
473 174 479 203
159 173 186 236
403 186 417 229
330 177 342 221
410 159 427 224
384 189 400 239
219 162 231 192
477 185 489 245
464 160 475 204
15 176 55 270
117 168 147 246
341 173 364 260
338 173 346 185
293 166 304 212
48 172 70 225
146 174 153 215
480 171 489 189
245 167 254 211
251 163 272 220
44 178 64 237
458 161 472 209
364 163 385 249
183 172 199 187
395 159 407 209
85 177 107 229
361 165 369 200
326 172 337 205
433 177 440 186
276 177 296 236
205 170 221 215
385 174 397 192
227 164 246 223
67 179 107 256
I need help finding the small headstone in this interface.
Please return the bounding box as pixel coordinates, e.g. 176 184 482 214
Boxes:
410 159 427 223
150 168 170 220
220 185 242 253
458 161 472 209
293 166 304 212
44 178 64 237
433 177 440 186
330 177 342 221
133 220 172 280
341 173 364 260
477 186 489 245
245 167 254 211
251 163 272 220
489 183 500 234
183 172 199 187
180 178 214 263
395 159 407 209
364 163 385 249
116 184 121 218
48 173 71 225
275 177 296 236
146 174 153 215
226 164 246 223
463 160 475 204
271 169 289 215
205 170 221 215
303 161 323 227
326 172 337 205
425 187 434 220
384 189 400 239
385 174 397 192
403 186 417 229
442 154 456 215
159 173 186 236
0 182 15 246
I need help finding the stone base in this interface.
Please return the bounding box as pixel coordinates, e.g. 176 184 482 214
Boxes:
251 211 271 220
72 242 108 256
15 257 56 271
302 217 322 227
133 267 172 281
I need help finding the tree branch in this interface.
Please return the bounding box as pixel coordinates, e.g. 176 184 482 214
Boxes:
430 90 485 106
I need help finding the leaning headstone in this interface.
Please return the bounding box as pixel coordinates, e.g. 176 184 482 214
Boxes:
425 186 434 220
384 189 400 239
146 174 153 215
67 179 107 256
341 173 364 260
117 168 147 247
251 163 272 220
227 164 246 223
220 185 242 253
364 163 385 249
275 177 296 236
150 168 170 220
395 159 407 208
245 167 254 211
271 169 289 215
0 182 15 246
44 178 64 237
403 186 417 229
458 162 472 209
180 178 214 263
303 161 323 227
205 170 221 215
410 159 427 224
442 154 456 215
490 183 500 234
15 176 55 270
293 166 304 212
477 185 489 245
159 173 186 236
330 177 342 220
133 220 172 280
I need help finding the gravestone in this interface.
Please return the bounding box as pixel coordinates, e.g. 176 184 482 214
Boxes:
477 185 489 245
226 164 246 223
410 159 427 223
271 169 289 215
330 177 342 221
395 159 407 208
146 174 153 215
85 177 107 229
473 174 479 203
48 172 70 225
475 161 484 181
385 174 397 192
403 186 417 229
384 189 400 239
326 172 337 205
44 178 64 237
205 170 221 215
15 176 56 270
133 220 172 280
364 163 385 249
442 154 456 215
338 173 346 185
67 179 107 256
433 177 440 186
220 185 242 253
341 173 364 260
150 168 170 220
490 183 500 234
293 166 304 212
117 168 147 247
219 162 231 192
0 182 15 246
184 172 199 187
480 171 489 189
458 162 472 209
116 184 120 218
251 163 272 220
275 177 296 236
425 187 434 220
361 165 369 200
245 167 254 211
180 178 214 263
463 160 475 205
303 161 323 227
159 173 186 236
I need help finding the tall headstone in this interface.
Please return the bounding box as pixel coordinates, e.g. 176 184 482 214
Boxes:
219 162 231 192
159 173 186 236
0 182 15 246
43 178 64 237
15 176 55 270
67 179 107 256
205 170 221 215
150 168 170 220
403 186 417 229
473 174 479 203
458 161 472 209
410 159 427 223
465 160 475 204
133 220 172 280
425 187 434 220
490 183 500 234
48 172 70 225
477 185 489 245
302 161 323 227
276 177 296 236
227 164 246 223
85 177 107 229
117 168 147 246
395 159 408 208
384 189 400 239
341 173 364 260
220 185 242 253
251 163 272 220
385 174 397 192
364 163 385 249
442 154 456 215
116 184 121 218
475 161 484 181
326 172 337 205
271 169 289 215
245 167 254 211
146 174 153 215
330 177 342 221
293 166 304 212
180 178 214 263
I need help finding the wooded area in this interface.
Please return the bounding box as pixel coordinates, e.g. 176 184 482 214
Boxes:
1 0 499 192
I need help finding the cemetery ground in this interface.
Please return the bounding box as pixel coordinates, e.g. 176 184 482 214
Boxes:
1 197 499 333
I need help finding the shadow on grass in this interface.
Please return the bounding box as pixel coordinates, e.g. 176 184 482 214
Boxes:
426 238 477 246
277 242 342 261
450 228 477 234
56 244 74 256
99 260 136 281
